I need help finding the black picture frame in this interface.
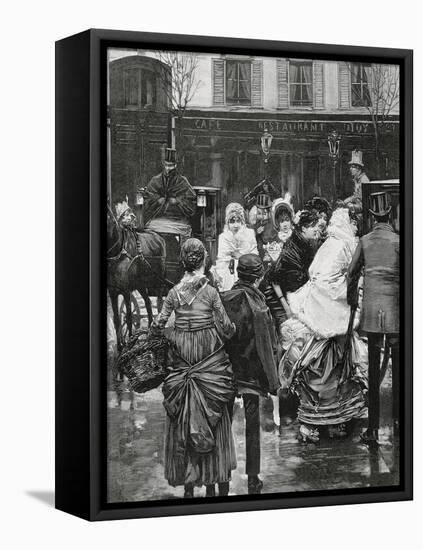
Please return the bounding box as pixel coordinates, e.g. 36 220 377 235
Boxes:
55 28 413 521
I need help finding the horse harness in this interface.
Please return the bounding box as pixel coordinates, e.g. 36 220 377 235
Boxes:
107 227 173 289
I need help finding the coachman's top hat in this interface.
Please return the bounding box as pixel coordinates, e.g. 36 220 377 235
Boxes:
369 192 392 217
164 148 177 164
256 192 273 210
348 149 365 167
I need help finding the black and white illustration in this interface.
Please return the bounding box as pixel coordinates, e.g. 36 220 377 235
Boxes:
106 47 400 502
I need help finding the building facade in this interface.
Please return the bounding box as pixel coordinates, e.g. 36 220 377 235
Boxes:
108 49 399 259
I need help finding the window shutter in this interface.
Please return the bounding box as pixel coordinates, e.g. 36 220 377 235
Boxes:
212 59 225 106
313 61 324 109
277 59 289 109
251 60 263 107
338 62 351 109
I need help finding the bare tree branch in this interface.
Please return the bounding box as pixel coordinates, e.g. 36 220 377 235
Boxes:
346 61 399 176
154 51 201 120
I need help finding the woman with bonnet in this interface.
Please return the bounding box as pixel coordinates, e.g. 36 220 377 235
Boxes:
214 202 258 292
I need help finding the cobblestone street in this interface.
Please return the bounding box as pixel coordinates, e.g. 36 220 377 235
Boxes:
107 370 399 502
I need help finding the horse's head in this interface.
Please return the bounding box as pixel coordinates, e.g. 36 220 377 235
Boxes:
116 201 137 230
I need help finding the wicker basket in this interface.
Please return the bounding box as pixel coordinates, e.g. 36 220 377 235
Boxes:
117 329 169 393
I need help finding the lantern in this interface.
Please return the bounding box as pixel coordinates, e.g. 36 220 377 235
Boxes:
261 124 273 163
197 188 207 208
327 130 342 199
327 130 341 164
135 187 145 206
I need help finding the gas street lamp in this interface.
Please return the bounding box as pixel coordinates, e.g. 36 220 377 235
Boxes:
327 130 341 200
261 123 273 163
261 123 273 181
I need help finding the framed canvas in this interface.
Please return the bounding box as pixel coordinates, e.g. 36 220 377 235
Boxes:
55 29 413 521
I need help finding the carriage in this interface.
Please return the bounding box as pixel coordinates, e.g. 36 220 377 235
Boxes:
109 185 221 344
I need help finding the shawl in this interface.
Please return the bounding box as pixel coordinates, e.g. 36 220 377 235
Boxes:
174 274 208 306
144 170 196 223
272 229 315 295
288 209 358 338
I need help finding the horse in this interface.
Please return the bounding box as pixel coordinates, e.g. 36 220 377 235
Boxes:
107 205 167 352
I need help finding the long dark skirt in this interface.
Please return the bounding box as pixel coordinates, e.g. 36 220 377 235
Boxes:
292 336 366 426
162 327 236 487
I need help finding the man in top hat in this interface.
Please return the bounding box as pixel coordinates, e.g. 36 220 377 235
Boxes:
221 254 280 495
344 149 370 208
143 148 196 241
248 193 274 262
347 191 400 444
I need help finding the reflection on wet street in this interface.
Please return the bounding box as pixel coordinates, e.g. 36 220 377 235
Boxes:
107 369 399 502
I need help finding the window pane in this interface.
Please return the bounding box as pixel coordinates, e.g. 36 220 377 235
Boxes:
351 63 372 107
141 70 156 108
124 68 140 108
226 61 251 105
351 83 363 106
289 61 313 106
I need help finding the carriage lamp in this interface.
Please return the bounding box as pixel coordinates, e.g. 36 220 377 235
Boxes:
196 188 207 208
260 124 273 164
135 187 145 206
327 130 341 164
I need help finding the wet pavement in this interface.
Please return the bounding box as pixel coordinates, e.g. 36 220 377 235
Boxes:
107 368 400 502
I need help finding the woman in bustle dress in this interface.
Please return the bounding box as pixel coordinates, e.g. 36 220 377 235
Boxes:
279 208 367 443
154 238 237 498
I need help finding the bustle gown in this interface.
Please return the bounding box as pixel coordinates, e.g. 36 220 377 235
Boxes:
156 274 237 487
279 209 367 426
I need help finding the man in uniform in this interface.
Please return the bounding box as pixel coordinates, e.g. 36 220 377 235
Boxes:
344 149 370 208
248 192 273 262
143 148 196 242
347 192 400 444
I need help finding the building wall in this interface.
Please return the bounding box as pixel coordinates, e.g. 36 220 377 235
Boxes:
108 49 400 115
107 48 400 258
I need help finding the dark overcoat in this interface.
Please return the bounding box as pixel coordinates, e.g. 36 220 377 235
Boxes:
347 223 399 334
221 282 280 396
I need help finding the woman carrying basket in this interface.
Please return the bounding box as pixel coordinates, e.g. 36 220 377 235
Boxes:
153 238 237 498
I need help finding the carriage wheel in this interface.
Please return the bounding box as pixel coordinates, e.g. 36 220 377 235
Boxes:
119 294 141 342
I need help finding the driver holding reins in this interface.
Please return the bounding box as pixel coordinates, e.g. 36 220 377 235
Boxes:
142 148 197 243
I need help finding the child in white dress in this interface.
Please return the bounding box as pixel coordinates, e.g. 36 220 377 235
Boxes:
213 203 258 291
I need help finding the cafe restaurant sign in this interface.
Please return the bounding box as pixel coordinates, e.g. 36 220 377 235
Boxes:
186 117 398 136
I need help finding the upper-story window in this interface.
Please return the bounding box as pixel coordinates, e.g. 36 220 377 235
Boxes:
212 58 262 107
226 60 252 105
123 68 156 110
289 61 313 107
109 56 169 112
351 63 372 107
